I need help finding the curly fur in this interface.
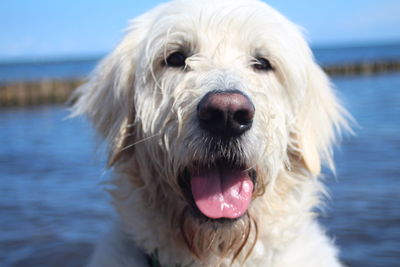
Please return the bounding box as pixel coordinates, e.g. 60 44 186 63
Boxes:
71 0 351 266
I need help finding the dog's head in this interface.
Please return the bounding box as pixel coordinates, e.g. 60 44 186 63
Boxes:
72 0 349 263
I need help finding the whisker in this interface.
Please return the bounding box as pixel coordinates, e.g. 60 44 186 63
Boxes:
119 133 161 152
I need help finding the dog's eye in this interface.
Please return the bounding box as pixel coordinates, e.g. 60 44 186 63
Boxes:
165 52 187 67
253 57 274 71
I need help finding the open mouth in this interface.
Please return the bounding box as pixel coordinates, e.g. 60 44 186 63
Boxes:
179 159 256 220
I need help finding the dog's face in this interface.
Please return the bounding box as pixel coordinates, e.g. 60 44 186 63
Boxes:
73 0 348 262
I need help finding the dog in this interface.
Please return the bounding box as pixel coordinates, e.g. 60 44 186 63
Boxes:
71 0 351 266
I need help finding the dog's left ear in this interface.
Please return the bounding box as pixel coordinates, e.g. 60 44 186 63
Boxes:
69 15 153 166
293 62 350 176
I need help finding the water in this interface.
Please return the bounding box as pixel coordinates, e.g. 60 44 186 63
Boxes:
0 107 112 266
322 73 400 266
313 43 400 65
0 58 101 83
1 46 400 266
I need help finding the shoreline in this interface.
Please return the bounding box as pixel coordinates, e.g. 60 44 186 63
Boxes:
1 60 400 107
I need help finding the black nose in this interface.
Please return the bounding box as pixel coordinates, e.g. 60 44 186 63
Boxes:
197 90 255 137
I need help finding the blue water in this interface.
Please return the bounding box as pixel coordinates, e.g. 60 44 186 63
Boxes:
0 107 111 266
322 73 400 266
0 58 101 83
1 46 400 266
313 43 400 65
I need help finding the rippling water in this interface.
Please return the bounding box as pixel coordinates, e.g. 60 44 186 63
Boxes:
0 107 111 266
1 72 399 266
322 73 400 266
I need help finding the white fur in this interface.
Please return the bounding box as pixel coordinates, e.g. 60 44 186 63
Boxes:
72 0 351 266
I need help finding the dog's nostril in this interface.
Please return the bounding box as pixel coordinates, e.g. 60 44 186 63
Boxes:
197 90 255 137
233 109 254 126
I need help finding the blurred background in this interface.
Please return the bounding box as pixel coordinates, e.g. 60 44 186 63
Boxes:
0 0 399 266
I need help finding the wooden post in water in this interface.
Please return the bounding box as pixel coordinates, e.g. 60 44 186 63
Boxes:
323 60 400 76
0 79 83 107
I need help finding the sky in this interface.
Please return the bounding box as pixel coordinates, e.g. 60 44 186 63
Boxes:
0 0 399 60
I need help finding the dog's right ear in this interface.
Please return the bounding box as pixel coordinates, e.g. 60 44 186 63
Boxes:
292 62 351 176
69 13 155 166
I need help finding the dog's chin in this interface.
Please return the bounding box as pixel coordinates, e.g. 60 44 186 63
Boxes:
178 158 257 224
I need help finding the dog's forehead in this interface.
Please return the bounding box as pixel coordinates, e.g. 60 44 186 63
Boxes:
130 0 313 89
147 0 296 50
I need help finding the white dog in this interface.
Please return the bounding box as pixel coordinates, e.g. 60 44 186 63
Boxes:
72 0 350 266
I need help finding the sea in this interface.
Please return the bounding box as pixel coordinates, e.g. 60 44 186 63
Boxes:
0 44 399 267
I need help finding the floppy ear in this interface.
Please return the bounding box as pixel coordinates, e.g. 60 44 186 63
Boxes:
294 62 350 176
70 16 152 165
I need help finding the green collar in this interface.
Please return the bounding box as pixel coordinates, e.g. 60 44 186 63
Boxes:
147 251 162 267
146 250 190 267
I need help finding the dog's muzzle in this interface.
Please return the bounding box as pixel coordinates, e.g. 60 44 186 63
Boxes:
178 90 257 221
197 89 255 138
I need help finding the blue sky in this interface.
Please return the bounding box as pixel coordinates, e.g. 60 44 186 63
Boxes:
1 0 399 60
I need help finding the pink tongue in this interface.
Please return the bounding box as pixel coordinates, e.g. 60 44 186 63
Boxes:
190 165 253 219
